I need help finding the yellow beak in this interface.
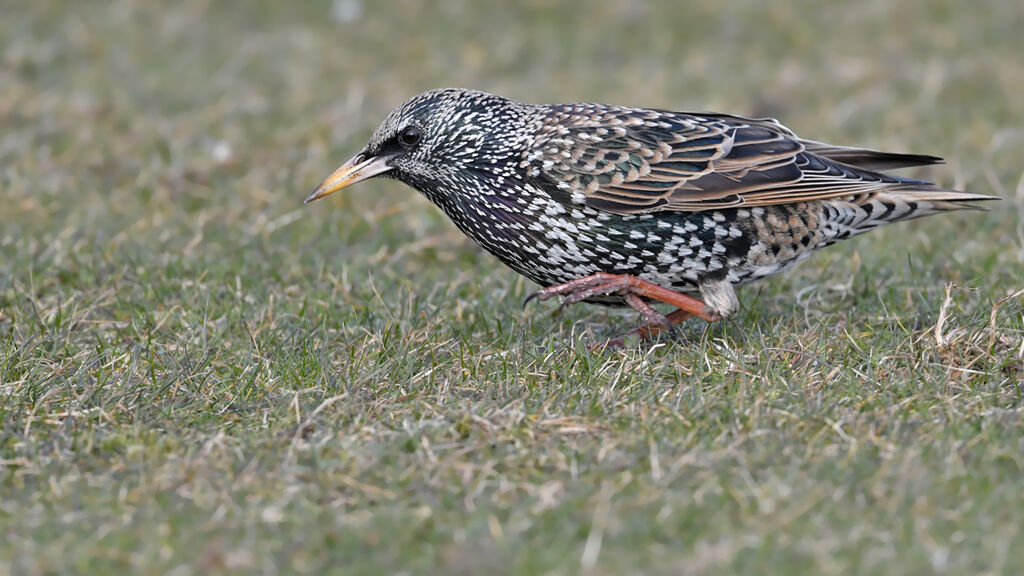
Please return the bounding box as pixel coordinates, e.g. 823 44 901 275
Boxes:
304 153 394 204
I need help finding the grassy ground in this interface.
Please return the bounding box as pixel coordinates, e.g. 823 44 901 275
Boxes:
2 0 1023 574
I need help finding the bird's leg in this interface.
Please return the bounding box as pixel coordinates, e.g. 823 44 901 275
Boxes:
525 272 721 322
633 308 694 340
592 308 694 350
622 293 676 334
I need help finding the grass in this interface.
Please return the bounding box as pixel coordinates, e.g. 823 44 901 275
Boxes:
2 0 1023 574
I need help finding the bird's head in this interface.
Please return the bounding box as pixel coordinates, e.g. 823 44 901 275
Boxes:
305 88 533 204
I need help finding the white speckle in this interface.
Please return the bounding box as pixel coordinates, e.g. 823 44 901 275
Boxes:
543 202 566 216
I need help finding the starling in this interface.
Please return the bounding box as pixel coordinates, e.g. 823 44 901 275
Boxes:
306 89 995 347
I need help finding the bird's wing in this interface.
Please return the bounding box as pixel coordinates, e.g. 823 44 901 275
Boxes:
698 113 946 171
530 105 936 215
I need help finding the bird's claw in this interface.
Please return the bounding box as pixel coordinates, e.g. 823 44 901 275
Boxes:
522 292 540 309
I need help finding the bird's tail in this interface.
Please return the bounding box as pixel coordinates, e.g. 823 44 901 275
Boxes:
840 186 997 240
881 185 999 219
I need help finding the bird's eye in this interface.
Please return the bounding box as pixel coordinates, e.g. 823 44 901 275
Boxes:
398 126 422 149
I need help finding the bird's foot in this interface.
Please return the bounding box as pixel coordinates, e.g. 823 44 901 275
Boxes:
589 308 696 351
524 273 722 348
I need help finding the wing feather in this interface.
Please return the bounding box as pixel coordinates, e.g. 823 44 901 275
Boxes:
530 104 950 214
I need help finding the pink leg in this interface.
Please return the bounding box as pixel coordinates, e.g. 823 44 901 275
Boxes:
592 308 695 350
525 273 721 349
525 273 720 322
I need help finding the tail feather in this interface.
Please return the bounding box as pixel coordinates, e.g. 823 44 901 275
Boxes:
887 185 999 213
802 140 946 172
856 183 999 230
842 186 997 238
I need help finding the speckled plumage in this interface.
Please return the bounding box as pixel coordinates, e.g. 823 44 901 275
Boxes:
307 88 995 343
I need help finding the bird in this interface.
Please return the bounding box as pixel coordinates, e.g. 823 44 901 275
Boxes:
305 88 996 348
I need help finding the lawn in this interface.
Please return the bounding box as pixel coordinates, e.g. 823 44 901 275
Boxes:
2 1 1023 574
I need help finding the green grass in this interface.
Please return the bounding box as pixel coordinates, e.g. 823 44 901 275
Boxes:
2 0 1023 574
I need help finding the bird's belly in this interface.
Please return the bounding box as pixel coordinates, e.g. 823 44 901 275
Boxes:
443 197 835 298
